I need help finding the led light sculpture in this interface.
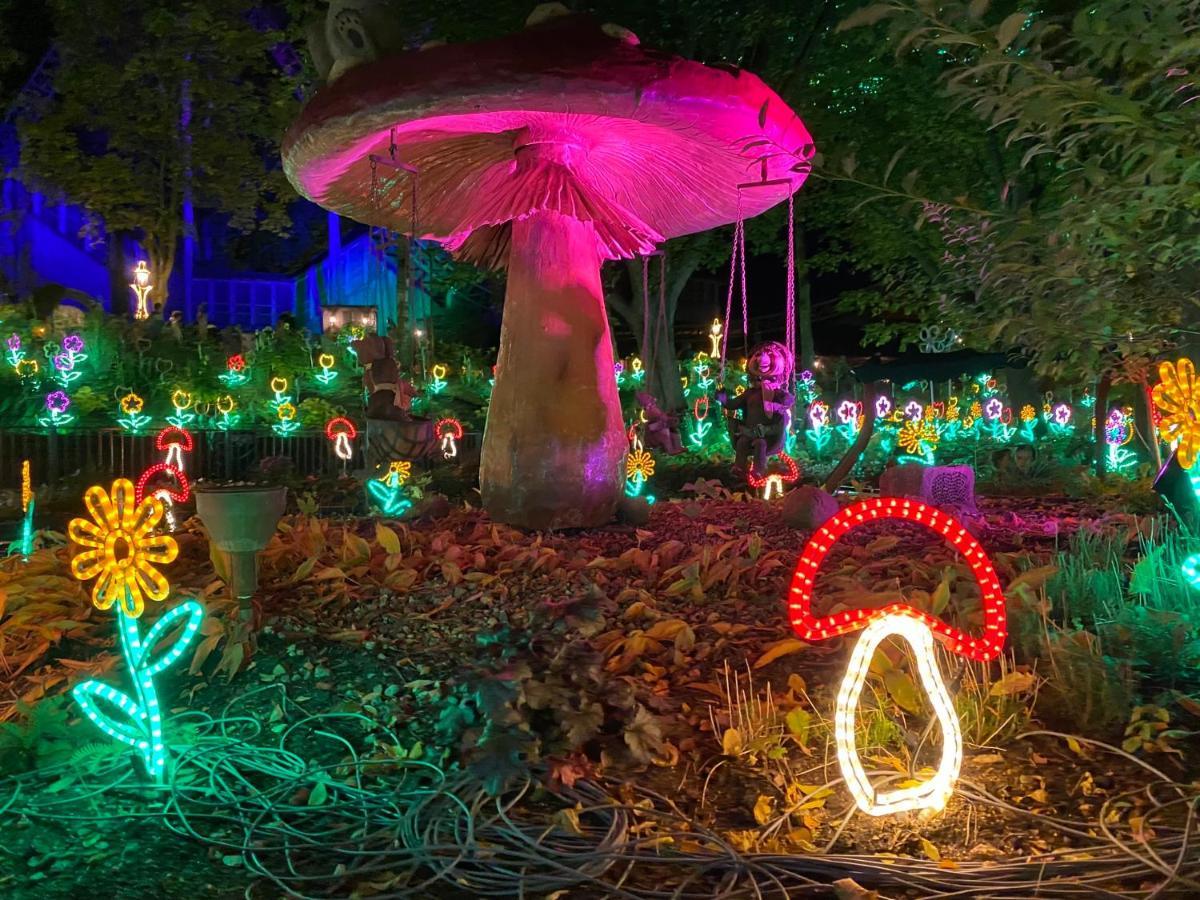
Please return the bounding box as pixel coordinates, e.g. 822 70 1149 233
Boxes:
269 376 291 410
218 354 249 387
12 460 34 558
117 392 151 432
709 318 723 357
746 451 799 500
630 356 644 383
130 261 153 320
6 333 23 370
215 395 239 431
167 389 196 428
38 390 73 428
314 353 339 385
1104 408 1138 474
428 363 448 394
326 416 357 461
807 400 831 455
787 497 1007 815
436 417 463 459
367 461 413 516
875 395 892 420
68 479 201 781
689 395 713 449
274 401 301 437
156 426 193 473
1152 358 1200 587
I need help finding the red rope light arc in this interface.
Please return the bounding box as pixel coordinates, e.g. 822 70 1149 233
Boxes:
435 417 464 440
135 463 190 505
787 497 1007 662
155 426 194 452
325 416 358 441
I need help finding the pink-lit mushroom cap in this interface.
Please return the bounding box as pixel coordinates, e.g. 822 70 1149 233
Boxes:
283 14 814 267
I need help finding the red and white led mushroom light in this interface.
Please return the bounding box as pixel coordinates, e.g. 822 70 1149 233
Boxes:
787 497 1008 816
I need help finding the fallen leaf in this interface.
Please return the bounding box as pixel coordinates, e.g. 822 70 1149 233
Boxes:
753 638 809 669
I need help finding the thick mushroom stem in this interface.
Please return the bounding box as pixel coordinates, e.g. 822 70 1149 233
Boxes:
480 211 627 529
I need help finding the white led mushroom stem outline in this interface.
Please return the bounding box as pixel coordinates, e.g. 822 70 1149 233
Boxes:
786 497 1008 816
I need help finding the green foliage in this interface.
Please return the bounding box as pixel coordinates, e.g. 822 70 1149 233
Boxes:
1036 629 1135 738
0 696 88 776
18 0 302 304
428 593 663 794
842 0 1199 379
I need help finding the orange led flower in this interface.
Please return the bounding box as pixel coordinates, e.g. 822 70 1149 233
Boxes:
626 449 656 481
68 479 178 619
1153 358 1200 469
898 419 939 455
1019 405 1036 422
968 401 983 420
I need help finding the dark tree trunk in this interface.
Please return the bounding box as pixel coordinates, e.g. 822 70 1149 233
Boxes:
823 381 881 493
1093 373 1112 480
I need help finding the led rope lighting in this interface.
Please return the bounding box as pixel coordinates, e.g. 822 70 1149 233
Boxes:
315 353 339 386
325 417 357 461
786 497 1007 816
435 418 463 459
834 612 963 816
746 452 799 498
68 479 200 781
787 498 1007 662
156 427 193 473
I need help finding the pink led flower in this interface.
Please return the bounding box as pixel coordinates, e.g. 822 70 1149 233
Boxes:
837 400 859 425
6 333 21 351
875 396 892 419
984 398 1003 421
904 400 923 420
53 353 71 372
46 391 70 414
62 334 84 354
1053 403 1072 426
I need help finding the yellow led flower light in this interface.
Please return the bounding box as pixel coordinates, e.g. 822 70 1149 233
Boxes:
387 460 412 485
21 460 32 513
120 393 144 415
1153 357 1200 469
835 612 963 816
170 390 192 411
270 377 289 395
626 448 656 481
1019 405 1036 423
68 479 178 619
277 401 297 421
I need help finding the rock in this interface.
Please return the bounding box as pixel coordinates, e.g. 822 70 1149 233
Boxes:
781 485 839 530
880 463 977 514
416 494 451 521
617 495 652 526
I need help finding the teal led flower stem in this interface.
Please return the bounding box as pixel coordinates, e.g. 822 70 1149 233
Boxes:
72 599 203 781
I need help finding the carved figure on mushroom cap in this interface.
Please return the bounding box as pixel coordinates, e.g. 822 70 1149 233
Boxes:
636 391 684 456
718 341 794 477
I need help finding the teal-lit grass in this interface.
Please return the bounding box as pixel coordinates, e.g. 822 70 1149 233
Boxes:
366 476 412 516
72 594 203 782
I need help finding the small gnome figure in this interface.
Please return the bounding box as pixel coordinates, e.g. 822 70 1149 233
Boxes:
636 391 684 455
718 341 794 477
352 334 416 421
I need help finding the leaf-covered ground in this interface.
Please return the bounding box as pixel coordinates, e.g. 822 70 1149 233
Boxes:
2 491 1197 897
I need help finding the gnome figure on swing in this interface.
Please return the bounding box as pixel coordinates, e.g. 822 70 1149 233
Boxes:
718 341 795 480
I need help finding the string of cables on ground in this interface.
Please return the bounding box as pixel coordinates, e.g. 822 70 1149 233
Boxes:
1 684 1197 899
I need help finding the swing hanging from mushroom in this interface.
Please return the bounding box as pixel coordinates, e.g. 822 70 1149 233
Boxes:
717 187 802 497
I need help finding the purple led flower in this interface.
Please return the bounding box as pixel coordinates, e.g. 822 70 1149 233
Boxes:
6 333 20 352
837 400 859 425
61 334 84 354
46 391 70 414
53 353 71 372
904 400 923 420
613 361 624 375
875 396 892 419
799 370 814 384
984 398 1003 421
1105 409 1128 446
1053 403 1072 426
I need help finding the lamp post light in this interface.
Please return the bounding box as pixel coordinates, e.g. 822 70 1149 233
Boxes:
130 261 153 320
414 328 428 383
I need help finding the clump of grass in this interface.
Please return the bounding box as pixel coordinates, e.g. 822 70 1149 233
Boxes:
951 653 1037 748
1045 527 1129 627
1034 628 1135 738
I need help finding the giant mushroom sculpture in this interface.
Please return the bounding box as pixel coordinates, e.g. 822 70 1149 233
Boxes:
283 11 813 529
